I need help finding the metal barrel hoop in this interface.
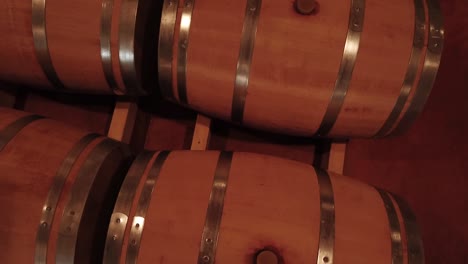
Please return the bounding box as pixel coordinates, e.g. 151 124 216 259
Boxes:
231 0 263 123
103 151 155 264
390 0 444 136
125 151 171 263
34 133 100 264
313 168 336 264
375 188 404 264
0 115 44 151
198 152 234 264
32 0 66 89
159 0 180 100
374 0 427 137
314 0 365 137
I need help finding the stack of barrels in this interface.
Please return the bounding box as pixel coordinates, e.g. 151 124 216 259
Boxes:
0 108 424 263
0 0 443 262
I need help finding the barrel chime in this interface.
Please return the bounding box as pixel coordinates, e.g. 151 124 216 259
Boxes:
0 0 443 262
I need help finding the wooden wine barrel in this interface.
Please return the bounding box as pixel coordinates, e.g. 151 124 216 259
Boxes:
0 107 133 263
158 0 444 137
104 151 424 263
0 0 160 95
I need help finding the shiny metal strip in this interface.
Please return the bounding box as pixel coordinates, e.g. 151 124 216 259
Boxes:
313 168 335 264
103 151 155 264
126 151 171 264
376 188 403 264
119 0 142 95
314 0 365 136
375 0 426 137
198 152 233 264
0 115 44 151
391 0 444 136
231 0 262 123
56 139 121 264
101 0 124 94
32 0 65 89
34 133 99 264
176 0 196 104
159 0 179 100
390 193 425 264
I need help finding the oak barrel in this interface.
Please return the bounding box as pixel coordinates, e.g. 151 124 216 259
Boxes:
104 151 424 263
159 0 444 137
0 107 133 263
0 0 160 95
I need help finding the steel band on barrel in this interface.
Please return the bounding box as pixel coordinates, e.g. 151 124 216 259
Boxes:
231 0 262 123
100 0 124 94
390 0 444 136
31 0 65 89
55 139 124 263
126 151 171 263
159 0 179 100
119 0 144 95
32 0 143 94
34 133 100 264
0 115 44 151
390 193 425 264
376 188 403 264
314 0 365 137
103 151 155 264
198 152 233 264
176 0 196 104
313 168 335 264
375 0 427 137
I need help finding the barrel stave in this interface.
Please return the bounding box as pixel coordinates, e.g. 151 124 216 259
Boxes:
105 151 423 263
0 108 133 263
161 0 442 137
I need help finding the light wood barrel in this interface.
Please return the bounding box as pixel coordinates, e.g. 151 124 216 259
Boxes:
0 0 159 95
104 151 424 263
159 0 444 137
0 107 133 263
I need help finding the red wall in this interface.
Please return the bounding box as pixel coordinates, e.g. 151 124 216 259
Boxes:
344 0 468 262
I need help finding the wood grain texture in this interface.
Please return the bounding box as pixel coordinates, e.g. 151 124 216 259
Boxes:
143 100 196 151
344 0 468 262
108 99 150 152
209 120 317 164
327 142 347 174
22 90 114 134
118 153 158 264
137 152 219 263
0 0 156 94
244 0 349 135
0 0 49 87
46 0 108 91
0 108 92 263
108 100 139 143
191 114 212 150
331 0 414 137
185 0 245 119
0 107 132 263
136 89 317 162
0 121 85 263
168 0 422 137
110 151 409 263
142 100 316 163
46 137 105 264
